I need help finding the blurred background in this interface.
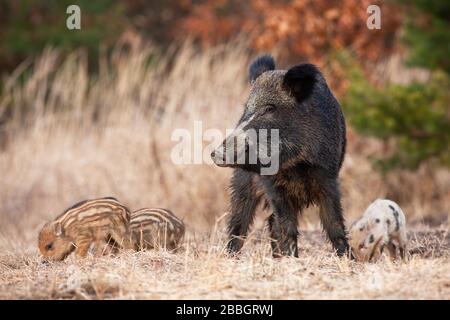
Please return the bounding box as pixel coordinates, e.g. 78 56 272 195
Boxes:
0 0 449 250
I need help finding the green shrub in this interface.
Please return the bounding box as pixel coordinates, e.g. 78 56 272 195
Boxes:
0 0 126 72
343 64 450 170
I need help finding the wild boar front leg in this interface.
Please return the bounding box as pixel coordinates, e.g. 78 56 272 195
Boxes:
386 241 398 260
227 170 261 255
318 179 350 257
108 229 134 251
267 207 299 258
262 178 298 258
74 236 92 258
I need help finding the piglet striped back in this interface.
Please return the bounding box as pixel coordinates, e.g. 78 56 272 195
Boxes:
56 197 131 231
130 208 185 250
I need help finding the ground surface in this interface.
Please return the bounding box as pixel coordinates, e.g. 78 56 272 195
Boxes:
1 226 448 299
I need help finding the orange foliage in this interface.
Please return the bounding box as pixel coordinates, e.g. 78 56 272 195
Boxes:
175 0 402 65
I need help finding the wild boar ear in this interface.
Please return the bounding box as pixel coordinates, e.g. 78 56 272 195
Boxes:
283 63 319 103
249 54 275 83
54 222 64 236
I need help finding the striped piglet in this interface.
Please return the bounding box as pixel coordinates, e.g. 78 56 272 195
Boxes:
38 197 134 260
130 208 185 251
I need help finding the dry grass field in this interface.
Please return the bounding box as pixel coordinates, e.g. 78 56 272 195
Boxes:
1 227 449 299
0 40 449 299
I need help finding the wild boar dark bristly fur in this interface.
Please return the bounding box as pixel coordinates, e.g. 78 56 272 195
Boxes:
211 54 349 258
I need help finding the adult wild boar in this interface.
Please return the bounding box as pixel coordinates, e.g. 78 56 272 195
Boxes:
211 55 349 257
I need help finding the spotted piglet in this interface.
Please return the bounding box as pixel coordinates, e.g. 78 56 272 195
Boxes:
349 199 407 262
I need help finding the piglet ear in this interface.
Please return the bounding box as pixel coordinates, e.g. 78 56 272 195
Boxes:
54 222 64 236
283 63 319 103
249 54 275 83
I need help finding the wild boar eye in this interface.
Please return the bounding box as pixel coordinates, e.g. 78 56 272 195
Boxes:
375 219 380 223
262 104 276 115
359 227 364 231
45 243 53 251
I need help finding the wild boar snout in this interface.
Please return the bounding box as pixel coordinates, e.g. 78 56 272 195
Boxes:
211 129 251 167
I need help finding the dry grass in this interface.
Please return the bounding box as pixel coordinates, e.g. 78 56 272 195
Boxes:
0 39 449 299
1 226 449 299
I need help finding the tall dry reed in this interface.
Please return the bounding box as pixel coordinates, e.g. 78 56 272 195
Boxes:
0 39 448 252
